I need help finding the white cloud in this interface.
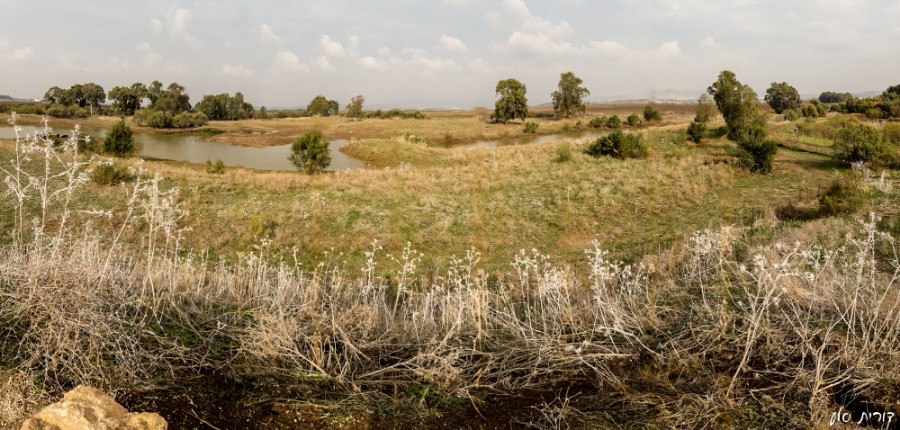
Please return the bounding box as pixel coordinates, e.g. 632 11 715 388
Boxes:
377 46 392 56
501 0 572 37
137 42 161 68
589 40 629 56
274 51 308 71
320 35 346 57
166 7 204 49
502 31 579 57
438 35 467 52
657 41 681 58
388 54 459 77
700 36 719 48
315 55 333 70
220 64 255 78
467 57 494 74
150 19 162 33
358 56 387 70
259 24 283 44
347 35 360 57
1 46 33 62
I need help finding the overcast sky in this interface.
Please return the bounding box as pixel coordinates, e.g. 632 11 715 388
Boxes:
1 0 899 108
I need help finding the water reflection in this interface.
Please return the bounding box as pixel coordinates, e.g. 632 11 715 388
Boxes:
0 125 364 171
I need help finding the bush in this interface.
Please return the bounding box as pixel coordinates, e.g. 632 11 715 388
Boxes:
643 104 661 122
783 108 801 121
884 123 900 146
818 173 868 216
102 120 134 157
46 104 88 119
173 112 209 128
626 114 643 127
145 111 174 128
584 131 648 159
606 115 622 129
687 120 705 144
726 138 777 174
554 144 572 162
833 124 895 167
91 162 134 185
205 159 225 174
523 122 539 134
588 116 606 128
289 130 331 174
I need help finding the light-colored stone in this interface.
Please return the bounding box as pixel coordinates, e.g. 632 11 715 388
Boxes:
20 385 166 430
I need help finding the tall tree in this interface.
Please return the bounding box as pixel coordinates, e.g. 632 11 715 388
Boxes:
108 83 147 116
764 82 801 114
345 95 365 120
147 80 164 109
707 70 775 173
81 83 106 116
551 72 590 119
43 86 65 104
492 78 528 123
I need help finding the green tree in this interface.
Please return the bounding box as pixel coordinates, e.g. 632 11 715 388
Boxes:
155 82 191 114
551 72 590 119
764 82 801 114
108 83 147 116
147 80 164 109
81 83 106 116
345 95 365 120
307 95 339 116
289 130 331 174
102 119 134 156
708 71 776 173
492 78 528 123
43 86 65 105
819 91 853 104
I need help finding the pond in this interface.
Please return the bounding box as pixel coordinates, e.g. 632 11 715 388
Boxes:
0 125 365 172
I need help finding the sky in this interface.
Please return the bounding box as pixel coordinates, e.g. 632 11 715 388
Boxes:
1 0 899 109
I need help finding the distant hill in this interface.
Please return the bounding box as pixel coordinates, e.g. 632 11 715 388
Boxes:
0 95 14 100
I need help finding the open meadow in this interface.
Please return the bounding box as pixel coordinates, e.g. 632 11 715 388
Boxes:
2 101 899 429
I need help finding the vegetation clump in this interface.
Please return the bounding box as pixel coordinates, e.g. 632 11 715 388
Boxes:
707 70 777 173
102 119 134 157
584 130 648 159
91 162 134 185
833 123 897 168
289 130 331 174
523 121 539 134
764 82 801 114
643 104 661 122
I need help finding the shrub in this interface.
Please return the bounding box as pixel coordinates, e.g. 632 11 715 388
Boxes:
523 122 539 134
172 111 208 128
584 131 648 159
91 162 134 185
588 116 606 128
102 120 134 157
818 173 868 216
884 123 900 146
643 104 661 122
554 144 572 162
626 114 643 127
687 120 705 144
783 108 801 121
289 130 331 174
205 159 225 174
833 124 894 167
144 111 174 128
726 139 777 174
606 115 622 129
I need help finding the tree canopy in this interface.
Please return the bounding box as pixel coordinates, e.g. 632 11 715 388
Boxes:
307 96 340 116
764 82 801 114
551 72 590 119
492 78 528 123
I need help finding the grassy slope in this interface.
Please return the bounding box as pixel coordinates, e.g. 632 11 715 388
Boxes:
1 113 839 274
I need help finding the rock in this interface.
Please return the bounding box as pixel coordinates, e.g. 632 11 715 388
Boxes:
20 385 166 430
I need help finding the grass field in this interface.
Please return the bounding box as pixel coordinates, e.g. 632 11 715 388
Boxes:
1 108 898 428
